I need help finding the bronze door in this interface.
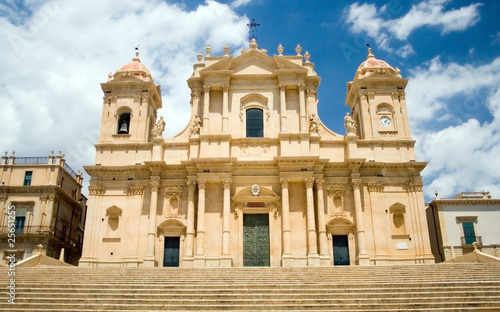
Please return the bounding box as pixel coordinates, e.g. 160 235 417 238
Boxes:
243 214 270 266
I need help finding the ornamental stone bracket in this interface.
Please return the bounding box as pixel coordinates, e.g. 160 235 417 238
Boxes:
128 185 144 196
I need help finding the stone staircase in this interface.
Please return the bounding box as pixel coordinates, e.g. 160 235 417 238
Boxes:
2 263 500 311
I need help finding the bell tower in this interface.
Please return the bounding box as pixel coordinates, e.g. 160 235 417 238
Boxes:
98 50 162 145
346 48 412 140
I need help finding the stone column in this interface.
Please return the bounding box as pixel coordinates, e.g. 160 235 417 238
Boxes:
145 177 160 266
305 177 319 266
194 179 207 266
222 85 229 133
202 85 210 133
351 177 369 265
298 83 307 133
221 178 232 267
279 84 287 132
315 179 329 264
280 178 292 266
0 195 7 228
185 180 197 259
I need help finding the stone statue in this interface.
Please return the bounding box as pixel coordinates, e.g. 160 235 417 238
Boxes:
309 114 319 134
189 114 201 136
151 116 166 138
344 113 357 135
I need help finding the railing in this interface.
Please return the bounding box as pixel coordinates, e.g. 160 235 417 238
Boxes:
461 236 482 247
0 225 82 249
11 157 53 164
64 162 78 179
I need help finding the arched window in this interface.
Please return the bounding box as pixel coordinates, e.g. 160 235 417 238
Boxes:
117 113 131 134
246 108 263 137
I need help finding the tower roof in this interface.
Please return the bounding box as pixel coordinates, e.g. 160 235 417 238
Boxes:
355 48 396 79
113 49 152 81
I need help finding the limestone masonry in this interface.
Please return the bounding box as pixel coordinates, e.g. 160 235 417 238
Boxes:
79 40 434 267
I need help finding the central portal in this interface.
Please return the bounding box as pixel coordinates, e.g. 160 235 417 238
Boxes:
243 214 270 267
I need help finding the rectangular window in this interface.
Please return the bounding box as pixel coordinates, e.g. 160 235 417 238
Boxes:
23 171 33 186
462 222 476 245
15 216 25 234
246 108 263 137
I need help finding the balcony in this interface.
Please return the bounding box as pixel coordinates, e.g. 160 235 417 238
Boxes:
461 236 482 247
0 225 82 250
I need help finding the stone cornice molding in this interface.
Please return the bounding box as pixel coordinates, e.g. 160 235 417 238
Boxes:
430 199 500 206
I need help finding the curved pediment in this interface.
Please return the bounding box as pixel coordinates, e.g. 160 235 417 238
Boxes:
157 218 186 237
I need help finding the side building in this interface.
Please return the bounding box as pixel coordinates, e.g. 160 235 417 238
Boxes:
80 41 434 268
427 191 500 262
0 152 87 265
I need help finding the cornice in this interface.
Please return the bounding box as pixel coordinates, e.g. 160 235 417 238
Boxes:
430 199 500 206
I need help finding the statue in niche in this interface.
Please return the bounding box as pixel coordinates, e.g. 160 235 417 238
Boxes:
309 114 319 134
151 116 166 138
189 114 201 136
344 113 357 135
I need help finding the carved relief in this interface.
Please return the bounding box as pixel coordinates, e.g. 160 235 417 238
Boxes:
306 89 316 97
222 178 232 190
367 92 375 100
279 84 286 92
309 114 319 134
150 181 160 193
197 179 207 190
350 179 361 189
189 114 201 136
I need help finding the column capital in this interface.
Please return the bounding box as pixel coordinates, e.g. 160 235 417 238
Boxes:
306 89 316 97
197 179 207 190
279 84 287 91
191 91 201 99
315 178 325 189
298 83 306 91
186 180 197 192
351 178 361 189
304 177 315 188
280 177 290 189
203 85 211 93
150 181 160 193
222 178 232 189
222 84 229 92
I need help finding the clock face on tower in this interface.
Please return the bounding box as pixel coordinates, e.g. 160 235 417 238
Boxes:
380 116 391 127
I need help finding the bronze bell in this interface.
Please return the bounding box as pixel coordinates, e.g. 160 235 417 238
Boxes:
118 122 128 134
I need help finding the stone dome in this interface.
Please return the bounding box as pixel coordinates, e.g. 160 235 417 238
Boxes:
113 50 152 81
355 48 396 79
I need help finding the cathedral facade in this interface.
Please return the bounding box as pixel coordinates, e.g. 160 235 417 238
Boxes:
79 41 434 267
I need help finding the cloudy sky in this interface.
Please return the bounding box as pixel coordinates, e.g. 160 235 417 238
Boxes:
1 0 499 201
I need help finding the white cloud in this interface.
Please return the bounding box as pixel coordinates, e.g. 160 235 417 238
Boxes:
231 0 252 8
396 43 415 58
0 0 248 190
345 0 481 52
406 57 500 199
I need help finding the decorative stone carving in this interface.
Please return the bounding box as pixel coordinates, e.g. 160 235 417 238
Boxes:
203 85 211 93
327 184 346 215
186 180 197 192
304 177 315 188
222 178 232 190
88 185 106 196
306 89 316 97
151 116 166 139
128 185 144 195
197 179 207 190
351 179 361 189
367 92 375 100
315 179 325 190
399 92 406 100
150 181 160 193
391 92 400 100
344 113 357 135
368 183 384 192
251 184 260 196
309 114 319 134
280 178 290 189
189 114 201 137
277 43 284 56
406 181 423 192
222 85 229 92
298 83 305 92
279 84 286 92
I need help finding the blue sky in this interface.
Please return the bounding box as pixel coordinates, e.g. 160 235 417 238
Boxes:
1 0 499 200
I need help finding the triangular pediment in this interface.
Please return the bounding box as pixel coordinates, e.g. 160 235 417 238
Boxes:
230 50 277 76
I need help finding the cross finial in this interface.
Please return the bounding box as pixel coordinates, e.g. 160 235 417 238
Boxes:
247 18 260 42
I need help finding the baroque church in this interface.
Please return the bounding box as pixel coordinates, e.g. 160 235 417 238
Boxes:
79 40 434 268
